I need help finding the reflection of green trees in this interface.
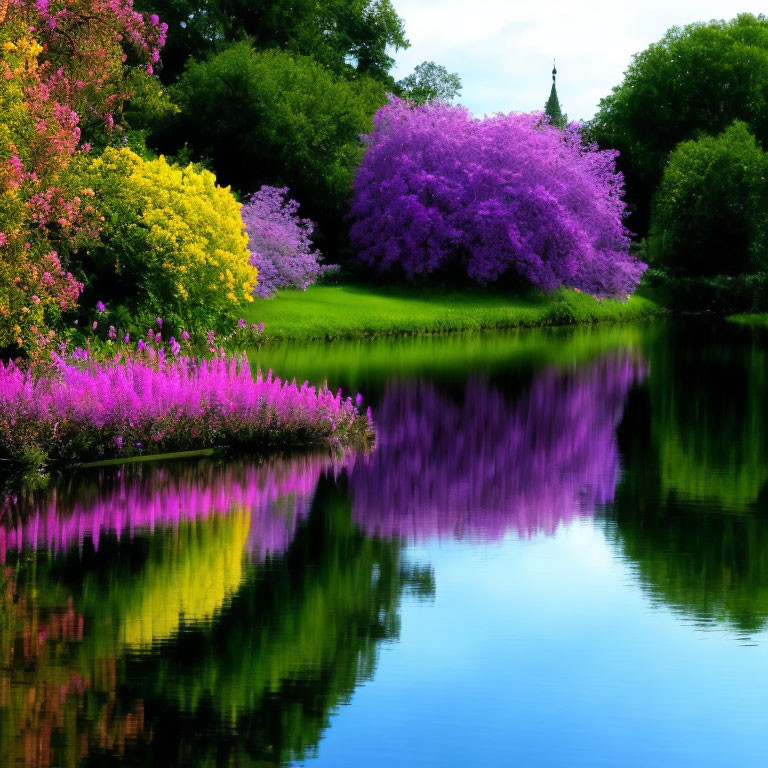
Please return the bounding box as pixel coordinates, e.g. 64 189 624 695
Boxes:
252 321 651 399
2 475 431 766
125 477 432 765
610 329 768 632
649 323 768 510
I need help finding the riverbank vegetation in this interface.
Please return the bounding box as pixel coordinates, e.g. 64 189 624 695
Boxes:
5 0 767 465
245 285 663 343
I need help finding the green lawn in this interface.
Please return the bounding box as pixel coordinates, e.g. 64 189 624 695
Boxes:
243 284 665 342
727 313 768 328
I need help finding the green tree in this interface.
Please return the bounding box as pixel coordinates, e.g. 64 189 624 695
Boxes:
136 0 409 83
398 60 463 104
156 43 388 237
648 122 768 277
590 13 768 236
544 63 567 129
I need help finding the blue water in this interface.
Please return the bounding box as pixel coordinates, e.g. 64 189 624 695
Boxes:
3 320 768 767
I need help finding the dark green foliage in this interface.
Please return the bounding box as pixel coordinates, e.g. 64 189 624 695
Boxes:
157 44 388 235
135 0 409 83
649 122 768 277
590 13 768 235
544 77 566 130
398 61 462 104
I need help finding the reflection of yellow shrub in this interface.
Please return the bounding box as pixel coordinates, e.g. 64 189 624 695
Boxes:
119 508 251 648
88 147 256 329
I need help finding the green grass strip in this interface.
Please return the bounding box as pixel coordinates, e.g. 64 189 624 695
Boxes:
243 285 665 343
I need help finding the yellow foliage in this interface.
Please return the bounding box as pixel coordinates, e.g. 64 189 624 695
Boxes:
119 508 251 649
88 147 256 326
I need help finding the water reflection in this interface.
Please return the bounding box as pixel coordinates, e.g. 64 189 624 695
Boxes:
0 456 428 766
609 322 768 632
1 454 349 564
351 354 646 541
6 321 768 766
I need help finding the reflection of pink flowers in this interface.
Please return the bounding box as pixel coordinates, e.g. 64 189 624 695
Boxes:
0 453 353 562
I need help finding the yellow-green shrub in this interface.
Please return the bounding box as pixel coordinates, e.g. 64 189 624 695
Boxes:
81 147 256 331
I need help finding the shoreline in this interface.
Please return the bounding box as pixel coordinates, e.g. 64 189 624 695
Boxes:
243 285 666 343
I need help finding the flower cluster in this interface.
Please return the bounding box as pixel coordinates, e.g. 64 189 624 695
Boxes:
0 352 372 467
83 148 257 328
349 98 646 297
241 186 332 297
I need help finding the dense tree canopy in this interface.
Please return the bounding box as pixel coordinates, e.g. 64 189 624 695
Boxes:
135 0 409 83
0 0 165 349
590 13 768 235
649 122 768 277
160 43 388 234
350 99 645 297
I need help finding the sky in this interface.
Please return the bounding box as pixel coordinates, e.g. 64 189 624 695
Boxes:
391 1 768 121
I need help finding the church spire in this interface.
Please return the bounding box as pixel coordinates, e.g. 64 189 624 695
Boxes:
544 60 567 129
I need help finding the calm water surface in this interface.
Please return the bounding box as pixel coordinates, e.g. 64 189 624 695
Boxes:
3 320 768 766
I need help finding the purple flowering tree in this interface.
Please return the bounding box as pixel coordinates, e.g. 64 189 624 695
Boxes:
349 99 646 297
242 187 332 298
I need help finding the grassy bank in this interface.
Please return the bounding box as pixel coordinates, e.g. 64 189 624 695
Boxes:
243 285 665 342
727 314 768 328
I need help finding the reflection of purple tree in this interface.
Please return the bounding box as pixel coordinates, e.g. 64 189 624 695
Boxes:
0 454 350 562
351 355 646 542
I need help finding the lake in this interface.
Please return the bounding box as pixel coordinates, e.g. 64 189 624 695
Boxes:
3 319 768 766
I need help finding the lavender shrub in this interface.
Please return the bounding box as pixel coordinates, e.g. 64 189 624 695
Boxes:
349 99 646 297
0 354 372 467
242 186 333 297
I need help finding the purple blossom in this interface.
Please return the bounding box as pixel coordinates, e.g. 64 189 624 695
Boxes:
156 317 163 328
242 186 334 297
96 301 106 313
181 330 190 341
123 333 130 343
108 325 116 339
91 321 98 331
237 318 245 329
348 99 646 297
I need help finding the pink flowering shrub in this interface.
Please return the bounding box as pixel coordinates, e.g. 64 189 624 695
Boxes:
0 0 166 350
242 186 332 297
0 353 372 467
349 99 646 297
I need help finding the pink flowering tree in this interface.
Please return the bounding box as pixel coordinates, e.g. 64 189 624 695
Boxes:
349 98 646 297
242 186 332 297
0 0 166 350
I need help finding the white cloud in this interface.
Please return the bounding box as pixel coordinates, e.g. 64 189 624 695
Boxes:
391 1 768 120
